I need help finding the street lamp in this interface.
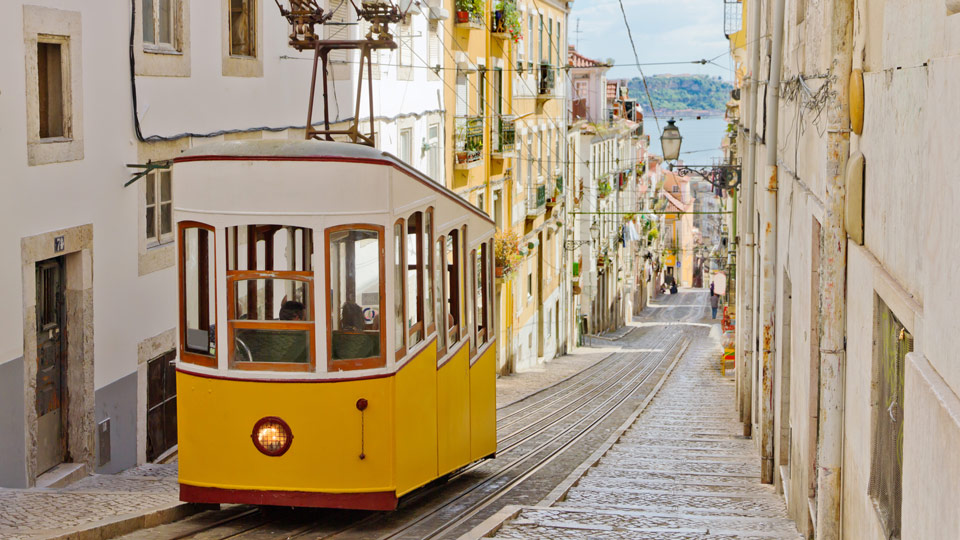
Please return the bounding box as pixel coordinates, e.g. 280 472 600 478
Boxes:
564 219 602 251
660 119 683 161
590 220 600 243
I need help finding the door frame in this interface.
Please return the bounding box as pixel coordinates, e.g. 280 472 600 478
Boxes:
35 256 67 474
21 225 95 486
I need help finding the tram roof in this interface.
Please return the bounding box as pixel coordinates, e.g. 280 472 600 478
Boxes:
175 140 494 226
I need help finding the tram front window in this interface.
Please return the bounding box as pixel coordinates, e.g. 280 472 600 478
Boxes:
327 227 385 369
225 225 315 371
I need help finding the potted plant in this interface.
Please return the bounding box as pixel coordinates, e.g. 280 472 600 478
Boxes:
597 179 612 199
456 0 483 23
494 230 522 278
493 0 522 42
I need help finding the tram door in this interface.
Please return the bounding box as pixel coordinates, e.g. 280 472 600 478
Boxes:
36 258 66 474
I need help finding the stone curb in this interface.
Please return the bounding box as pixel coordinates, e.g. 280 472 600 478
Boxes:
43 501 210 540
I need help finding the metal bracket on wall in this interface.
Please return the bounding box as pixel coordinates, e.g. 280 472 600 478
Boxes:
124 160 172 187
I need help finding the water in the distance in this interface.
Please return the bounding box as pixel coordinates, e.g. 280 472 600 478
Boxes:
646 115 728 166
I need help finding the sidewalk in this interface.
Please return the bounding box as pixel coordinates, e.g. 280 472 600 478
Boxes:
0 461 195 540
465 327 803 539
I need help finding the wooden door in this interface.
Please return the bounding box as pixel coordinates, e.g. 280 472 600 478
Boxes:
36 258 66 474
147 350 177 462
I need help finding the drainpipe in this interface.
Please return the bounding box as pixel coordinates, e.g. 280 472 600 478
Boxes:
816 0 853 536
759 0 787 485
737 0 763 436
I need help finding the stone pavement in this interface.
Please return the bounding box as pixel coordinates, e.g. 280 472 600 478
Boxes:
466 323 803 539
0 461 186 540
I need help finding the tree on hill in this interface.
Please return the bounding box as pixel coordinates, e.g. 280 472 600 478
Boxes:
627 75 732 113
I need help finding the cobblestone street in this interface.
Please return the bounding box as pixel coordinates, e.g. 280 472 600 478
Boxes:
470 291 802 539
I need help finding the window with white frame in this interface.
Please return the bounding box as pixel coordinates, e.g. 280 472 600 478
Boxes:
146 170 173 246
427 124 440 180
143 0 178 51
399 127 413 164
427 20 440 71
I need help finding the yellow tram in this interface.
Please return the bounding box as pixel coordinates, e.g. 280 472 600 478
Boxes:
173 140 497 510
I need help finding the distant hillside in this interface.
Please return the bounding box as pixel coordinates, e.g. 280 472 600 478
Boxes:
627 75 732 116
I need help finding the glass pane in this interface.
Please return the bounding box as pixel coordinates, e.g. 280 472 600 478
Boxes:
145 206 156 240
160 171 171 202
232 278 310 321
466 251 475 347
183 228 215 355
227 225 312 272
142 0 155 44
160 203 172 236
435 238 445 351
329 229 382 361
394 223 405 353
406 213 421 345
477 247 485 344
234 328 309 364
424 211 434 329
146 174 156 205
159 0 173 45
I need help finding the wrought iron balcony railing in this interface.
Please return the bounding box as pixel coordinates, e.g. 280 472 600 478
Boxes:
455 116 483 167
538 63 556 96
526 183 546 217
491 115 516 156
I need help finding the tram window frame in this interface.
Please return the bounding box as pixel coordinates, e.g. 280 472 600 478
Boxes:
487 239 495 340
325 224 387 371
476 242 489 347
405 212 424 349
394 219 407 360
467 249 477 356
225 225 316 372
435 235 447 358
445 230 461 346
424 208 435 337
460 225 468 342
178 221 217 368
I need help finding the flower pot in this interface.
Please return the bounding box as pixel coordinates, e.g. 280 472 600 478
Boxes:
456 10 470 23
495 266 504 278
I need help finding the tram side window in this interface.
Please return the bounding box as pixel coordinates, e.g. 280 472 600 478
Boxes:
445 230 461 345
328 227 385 370
423 208 434 336
394 220 406 359
435 235 446 357
226 225 314 370
180 223 216 366
466 249 476 354
406 212 424 348
476 242 489 347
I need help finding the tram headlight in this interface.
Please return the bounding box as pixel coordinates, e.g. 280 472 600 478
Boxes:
251 417 293 456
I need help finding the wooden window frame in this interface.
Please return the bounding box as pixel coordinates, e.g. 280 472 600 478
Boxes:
446 230 461 346
146 170 174 248
435 235 447 359
424 208 435 337
394 219 407 361
226 269 316 372
468 249 477 356
406 212 425 347
460 225 468 343
228 0 257 58
325 224 388 372
178 221 217 368
476 242 489 346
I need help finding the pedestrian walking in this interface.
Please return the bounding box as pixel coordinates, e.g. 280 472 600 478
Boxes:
710 292 720 319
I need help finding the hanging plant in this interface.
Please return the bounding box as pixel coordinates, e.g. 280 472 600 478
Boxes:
494 0 523 42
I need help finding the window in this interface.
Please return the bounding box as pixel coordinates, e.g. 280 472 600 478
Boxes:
397 17 413 80
526 134 533 186
476 242 489 347
466 250 476 354
435 236 447 356
399 128 413 165
327 226 385 370
868 300 911 538
424 209 435 335
527 268 533 303
394 220 406 358
527 14 534 68
143 0 177 50
538 14 543 64
427 20 440 70
37 40 66 140
226 225 314 371
445 230 462 345
478 69 486 117
179 222 216 367
406 213 425 348
547 18 553 65
146 170 173 247
456 74 468 117
460 226 468 335
556 22 561 67
546 131 552 177
229 0 256 57
477 193 485 213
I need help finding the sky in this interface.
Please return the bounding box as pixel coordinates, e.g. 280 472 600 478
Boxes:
568 0 734 81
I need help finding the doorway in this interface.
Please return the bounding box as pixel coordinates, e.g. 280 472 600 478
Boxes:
146 350 178 462
536 232 544 358
36 258 66 475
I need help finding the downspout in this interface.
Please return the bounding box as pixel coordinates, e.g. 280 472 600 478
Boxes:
759 0 787 485
737 0 763 436
816 0 853 536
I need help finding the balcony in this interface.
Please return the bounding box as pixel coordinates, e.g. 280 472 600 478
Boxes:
454 116 484 170
454 7 484 29
526 183 546 218
491 115 517 158
537 63 556 100
546 175 563 208
724 0 743 38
